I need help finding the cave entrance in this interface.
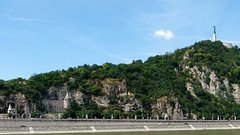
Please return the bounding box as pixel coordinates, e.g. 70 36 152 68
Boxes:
18 105 25 116
8 103 15 109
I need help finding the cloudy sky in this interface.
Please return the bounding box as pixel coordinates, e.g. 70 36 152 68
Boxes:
0 0 240 80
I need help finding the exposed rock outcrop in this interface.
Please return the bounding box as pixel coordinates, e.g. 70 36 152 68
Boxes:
6 93 35 116
151 96 183 120
74 91 84 105
93 79 142 112
186 82 198 99
91 95 109 107
42 79 142 113
232 84 240 104
181 48 231 100
47 85 68 100
120 92 142 113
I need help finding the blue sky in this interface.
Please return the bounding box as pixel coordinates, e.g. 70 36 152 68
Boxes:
1 0 240 80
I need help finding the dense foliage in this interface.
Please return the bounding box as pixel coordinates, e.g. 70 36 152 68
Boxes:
1 40 240 119
185 40 240 84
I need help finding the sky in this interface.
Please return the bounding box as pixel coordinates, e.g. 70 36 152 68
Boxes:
1 0 240 80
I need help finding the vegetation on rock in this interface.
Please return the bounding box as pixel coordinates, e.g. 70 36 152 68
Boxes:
1 40 240 119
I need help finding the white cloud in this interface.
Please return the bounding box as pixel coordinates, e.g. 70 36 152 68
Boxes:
9 18 37 21
152 30 174 40
8 18 55 24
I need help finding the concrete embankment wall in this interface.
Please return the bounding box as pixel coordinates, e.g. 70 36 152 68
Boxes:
1 118 239 123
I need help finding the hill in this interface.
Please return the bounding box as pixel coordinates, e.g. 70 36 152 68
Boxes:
1 40 240 120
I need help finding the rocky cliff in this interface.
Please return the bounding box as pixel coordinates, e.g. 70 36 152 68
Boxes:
0 78 182 119
1 40 240 120
151 96 183 120
0 93 35 116
43 79 142 113
181 48 239 102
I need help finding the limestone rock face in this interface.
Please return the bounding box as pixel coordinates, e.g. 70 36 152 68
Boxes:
151 96 183 120
101 79 128 96
186 82 198 99
180 48 234 101
42 79 142 113
74 91 84 105
6 93 35 115
172 100 183 120
223 79 230 92
92 79 142 112
209 71 224 97
120 92 142 113
232 84 240 104
47 85 68 100
92 95 109 107
184 65 230 99
188 66 209 91
183 51 190 60
180 48 229 99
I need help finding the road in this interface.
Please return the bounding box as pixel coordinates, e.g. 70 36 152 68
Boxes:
0 119 240 134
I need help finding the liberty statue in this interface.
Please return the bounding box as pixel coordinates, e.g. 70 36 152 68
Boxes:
213 26 216 34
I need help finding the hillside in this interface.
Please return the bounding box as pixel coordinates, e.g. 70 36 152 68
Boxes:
1 40 240 120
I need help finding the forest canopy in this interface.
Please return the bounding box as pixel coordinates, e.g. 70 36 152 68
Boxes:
1 40 240 119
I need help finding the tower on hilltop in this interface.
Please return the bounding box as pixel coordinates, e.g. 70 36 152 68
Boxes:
213 26 216 42
212 26 233 48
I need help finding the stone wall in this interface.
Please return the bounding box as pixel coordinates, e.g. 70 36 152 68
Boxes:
42 100 65 112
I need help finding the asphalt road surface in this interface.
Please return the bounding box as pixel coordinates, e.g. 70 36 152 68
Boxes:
0 119 240 134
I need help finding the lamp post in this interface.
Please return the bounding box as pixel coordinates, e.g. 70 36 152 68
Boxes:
81 110 83 119
220 112 221 120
